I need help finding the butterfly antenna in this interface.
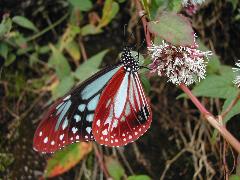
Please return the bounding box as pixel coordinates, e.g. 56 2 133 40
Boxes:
123 14 147 46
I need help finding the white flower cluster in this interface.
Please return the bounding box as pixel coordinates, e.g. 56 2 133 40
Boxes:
148 41 212 86
182 0 206 6
233 60 240 87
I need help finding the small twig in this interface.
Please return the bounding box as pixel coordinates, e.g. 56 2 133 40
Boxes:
93 143 110 179
78 36 88 61
135 0 151 47
221 91 240 120
116 148 135 175
42 12 58 38
160 148 187 180
180 84 240 153
26 13 69 42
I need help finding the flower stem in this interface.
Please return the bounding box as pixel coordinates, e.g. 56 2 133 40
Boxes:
180 84 240 153
134 0 240 153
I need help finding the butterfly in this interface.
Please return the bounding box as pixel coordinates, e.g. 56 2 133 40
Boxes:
33 46 152 153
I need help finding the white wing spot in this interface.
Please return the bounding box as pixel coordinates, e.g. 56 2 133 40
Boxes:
135 132 138 135
74 115 81 122
129 135 132 139
123 138 126 141
78 104 86 112
44 137 48 143
39 131 42 136
51 141 55 145
72 127 78 134
86 114 94 122
96 119 101 127
122 133 125 137
76 135 79 139
86 127 92 134
60 134 64 140
115 139 118 142
101 136 104 140
111 140 113 143
102 129 108 135
105 138 108 141
111 119 118 131
70 137 73 140
85 135 88 139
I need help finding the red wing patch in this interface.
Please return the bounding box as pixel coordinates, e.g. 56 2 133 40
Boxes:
33 96 94 153
92 71 152 146
33 65 122 153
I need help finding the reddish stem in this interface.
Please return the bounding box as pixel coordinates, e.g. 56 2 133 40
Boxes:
135 0 151 47
134 0 240 153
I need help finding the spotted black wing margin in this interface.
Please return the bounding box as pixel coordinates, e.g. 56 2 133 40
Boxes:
33 64 122 153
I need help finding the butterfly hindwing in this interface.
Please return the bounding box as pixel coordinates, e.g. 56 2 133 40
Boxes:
33 65 122 153
92 69 152 146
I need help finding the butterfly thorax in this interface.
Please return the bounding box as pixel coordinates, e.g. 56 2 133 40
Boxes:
120 47 140 72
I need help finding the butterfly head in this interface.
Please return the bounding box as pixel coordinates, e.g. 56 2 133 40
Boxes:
120 46 140 72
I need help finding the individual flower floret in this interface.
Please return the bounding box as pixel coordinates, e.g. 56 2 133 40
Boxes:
182 0 205 15
232 60 240 87
182 0 206 6
148 40 212 86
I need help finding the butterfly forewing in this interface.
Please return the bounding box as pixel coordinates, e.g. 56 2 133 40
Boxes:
92 69 152 146
33 65 121 153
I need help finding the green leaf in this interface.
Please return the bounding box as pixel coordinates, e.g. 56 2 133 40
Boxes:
206 54 221 74
52 75 75 100
0 15 12 38
222 92 240 123
105 156 125 180
29 52 39 66
229 175 240 180
60 25 80 51
48 44 71 79
68 0 93 11
65 40 81 62
127 175 151 180
45 143 92 178
81 24 103 36
168 0 182 12
12 16 38 32
4 53 16 66
141 0 151 19
38 45 50 54
0 153 14 173
148 12 195 46
140 74 151 94
74 49 109 82
190 74 237 99
0 43 9 59
98 0 119 28
228 0 238 10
